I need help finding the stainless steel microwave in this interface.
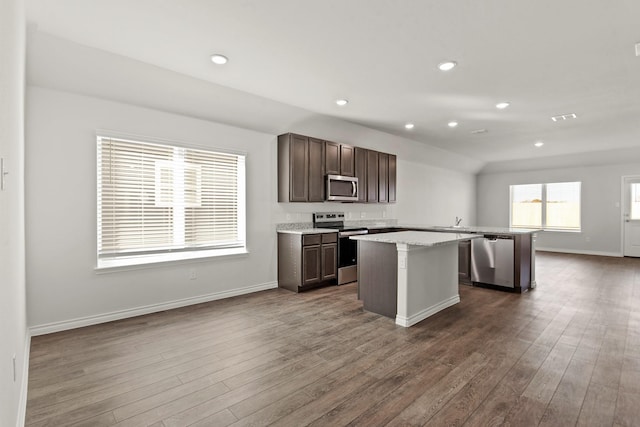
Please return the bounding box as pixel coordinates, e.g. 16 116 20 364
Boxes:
326 174 358 201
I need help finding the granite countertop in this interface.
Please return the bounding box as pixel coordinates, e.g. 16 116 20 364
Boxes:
399 224 542 235
350 230 480 247
276 228 338 235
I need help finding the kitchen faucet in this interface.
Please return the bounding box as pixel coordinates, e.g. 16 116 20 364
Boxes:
455 216 462 227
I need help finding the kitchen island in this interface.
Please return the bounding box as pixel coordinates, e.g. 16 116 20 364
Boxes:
351 231 480 327
365 224 540 293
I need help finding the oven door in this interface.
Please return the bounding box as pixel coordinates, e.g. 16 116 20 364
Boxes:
337 230 367 285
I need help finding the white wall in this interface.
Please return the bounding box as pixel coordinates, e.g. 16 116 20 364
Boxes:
477 163 635 256
26 85 477 331
26 88 277 330
0 0 28 425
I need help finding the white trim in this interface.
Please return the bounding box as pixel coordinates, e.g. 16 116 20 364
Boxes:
95 248 249 271
16 330 31 427
536 247 622 257
29 281 277 336
621 175 640 256
395 294 460 327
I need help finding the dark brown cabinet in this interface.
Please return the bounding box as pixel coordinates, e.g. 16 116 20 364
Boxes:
302 245 321 285
278 133 324 202
340 145 355 177
321 233 337 281
378 152 389 203
278 232 338 292
278 132 396 204
325 141 341 175
308 137 325 202
326 141 354 177
354 147 368 203
288 134 308 202
388 154 396 203
366 150 379 203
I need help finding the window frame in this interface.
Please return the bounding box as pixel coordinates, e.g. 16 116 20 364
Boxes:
96 133 247 270
509 181 581 232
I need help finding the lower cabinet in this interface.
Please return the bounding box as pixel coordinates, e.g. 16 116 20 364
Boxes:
278 232 338 292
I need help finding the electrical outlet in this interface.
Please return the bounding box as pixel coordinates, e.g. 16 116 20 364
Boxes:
360 212 366 219
286 213 291 220
585 236 591 242
189 269 197 280
12 354 16 382
382 211 387 218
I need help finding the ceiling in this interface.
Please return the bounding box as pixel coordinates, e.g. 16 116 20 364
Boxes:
25 0 640 164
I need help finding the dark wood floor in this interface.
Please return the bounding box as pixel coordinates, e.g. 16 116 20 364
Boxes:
25 252 640 426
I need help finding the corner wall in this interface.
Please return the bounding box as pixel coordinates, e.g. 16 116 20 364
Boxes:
477 163 635 256
0 0 29 425
26 87 278 331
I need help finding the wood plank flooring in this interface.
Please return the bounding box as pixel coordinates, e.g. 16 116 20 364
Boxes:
25 252 640 426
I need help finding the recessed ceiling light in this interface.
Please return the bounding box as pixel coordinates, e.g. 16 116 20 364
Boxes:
551 113 577 122
404 123 415 130
447 121 458 128
534 141 544 147
496 102 510 109
210 54 228 65
336 99 349 106
438 61 457 71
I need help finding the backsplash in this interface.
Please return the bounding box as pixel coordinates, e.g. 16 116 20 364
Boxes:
276 218 398 231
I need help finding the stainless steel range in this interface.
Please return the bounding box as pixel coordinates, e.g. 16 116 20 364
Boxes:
313 212 368 285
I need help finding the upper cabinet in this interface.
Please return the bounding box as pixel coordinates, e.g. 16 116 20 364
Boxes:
325 141 354 177
388 154 396 203
354 148 368 203
278 132 396 203
325 141 340 175
340 145 355 177
308 138 325 202
279 133 324 203
366 150 379 203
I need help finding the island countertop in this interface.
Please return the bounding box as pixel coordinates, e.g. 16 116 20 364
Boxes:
350 230 480 246
367 224 542 235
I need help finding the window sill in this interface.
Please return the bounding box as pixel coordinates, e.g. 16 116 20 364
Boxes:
95 247 249 273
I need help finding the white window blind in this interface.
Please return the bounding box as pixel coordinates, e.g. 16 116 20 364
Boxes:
97 136 246 267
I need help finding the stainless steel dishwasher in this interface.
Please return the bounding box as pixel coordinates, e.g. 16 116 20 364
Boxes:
471 235 515 288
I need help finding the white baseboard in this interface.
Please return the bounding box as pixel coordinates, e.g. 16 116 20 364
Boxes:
395 295 460 328
536 247 622 257
16 330 31 427
29 281 278 336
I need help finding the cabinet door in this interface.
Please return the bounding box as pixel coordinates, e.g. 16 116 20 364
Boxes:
289 134 309 202
302 245 321 285
321 243 337 281
378 153 388 203
388 154 396 203
340 145 355 177
325 141 340 175
366 150 379 203
308 137 325 202
354 148 368 203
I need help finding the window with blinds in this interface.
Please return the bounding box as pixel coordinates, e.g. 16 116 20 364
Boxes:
97 135 246 268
